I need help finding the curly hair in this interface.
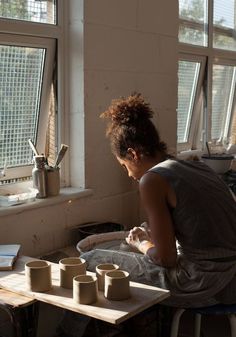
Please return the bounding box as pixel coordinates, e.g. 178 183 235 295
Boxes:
100 93 167 158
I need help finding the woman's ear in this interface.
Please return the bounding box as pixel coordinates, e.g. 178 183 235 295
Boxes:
127 148 139 162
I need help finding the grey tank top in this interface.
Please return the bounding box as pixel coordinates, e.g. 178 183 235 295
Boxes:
81 159 236 307
149 159 236 261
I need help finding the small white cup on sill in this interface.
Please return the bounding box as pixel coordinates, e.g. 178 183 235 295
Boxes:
46 167 60 196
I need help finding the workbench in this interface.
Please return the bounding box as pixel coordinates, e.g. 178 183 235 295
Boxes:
0 256 170 334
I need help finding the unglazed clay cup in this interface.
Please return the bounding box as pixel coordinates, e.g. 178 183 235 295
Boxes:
25 260 52 292
46 167 60 196
73 275 98 304
104 270 130 301
59 257 86 289
95 263 119 291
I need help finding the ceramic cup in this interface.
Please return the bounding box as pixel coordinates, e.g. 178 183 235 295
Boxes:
59 257 86 289
95 263 119 291
104 270 130 301
73 275 98 304
25 260 52 292
46 167 60 196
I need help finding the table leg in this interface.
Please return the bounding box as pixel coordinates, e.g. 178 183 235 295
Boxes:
0 301 39 337
0 300 20 337
18 302 39 337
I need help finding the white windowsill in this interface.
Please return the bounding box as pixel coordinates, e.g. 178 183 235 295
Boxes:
0 187 93 217
177 149 204 160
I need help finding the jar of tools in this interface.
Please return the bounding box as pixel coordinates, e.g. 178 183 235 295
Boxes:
32 156 60 198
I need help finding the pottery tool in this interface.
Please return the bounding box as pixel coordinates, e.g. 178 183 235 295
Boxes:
28 139 39 156
54 144 68 168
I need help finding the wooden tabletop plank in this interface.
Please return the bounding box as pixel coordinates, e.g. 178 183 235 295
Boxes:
0 288 35 307
0 256 170 324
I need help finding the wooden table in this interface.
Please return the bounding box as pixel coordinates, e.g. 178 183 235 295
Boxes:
0 256 170 325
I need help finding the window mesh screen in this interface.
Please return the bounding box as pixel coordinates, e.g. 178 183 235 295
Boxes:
178 60 200 143
0 0 56 24
212 64 235 140
0 45 45 168
230 107 236 145
45 82 57 167
213 0 236 51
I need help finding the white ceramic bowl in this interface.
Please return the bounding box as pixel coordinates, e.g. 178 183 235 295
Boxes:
201 154 234 174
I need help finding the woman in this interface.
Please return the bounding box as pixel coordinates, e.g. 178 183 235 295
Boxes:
82 92 236 308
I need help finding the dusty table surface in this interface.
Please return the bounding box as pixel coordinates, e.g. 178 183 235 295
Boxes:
0 255 170 324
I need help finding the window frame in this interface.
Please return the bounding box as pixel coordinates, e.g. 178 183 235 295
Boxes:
0 0 67 184
0 33 56 180
210 57 236 142
178 0 236 154
178 52 206 152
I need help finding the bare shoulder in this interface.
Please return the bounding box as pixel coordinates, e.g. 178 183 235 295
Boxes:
139 170 177 208
139 171 169 195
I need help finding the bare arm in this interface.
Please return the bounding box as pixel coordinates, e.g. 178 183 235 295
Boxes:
138 171 177 267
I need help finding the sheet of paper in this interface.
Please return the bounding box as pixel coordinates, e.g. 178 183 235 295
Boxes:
0 244 21 270
0 244 21 256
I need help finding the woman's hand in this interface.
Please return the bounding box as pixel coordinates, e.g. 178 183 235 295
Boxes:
125 226 153 252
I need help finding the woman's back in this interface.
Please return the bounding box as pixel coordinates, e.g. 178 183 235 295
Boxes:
150 159 236 261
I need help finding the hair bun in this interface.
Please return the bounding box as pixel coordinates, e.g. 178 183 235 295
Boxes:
101 93 154 125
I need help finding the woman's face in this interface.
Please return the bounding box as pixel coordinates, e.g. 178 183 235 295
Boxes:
116 156 144 181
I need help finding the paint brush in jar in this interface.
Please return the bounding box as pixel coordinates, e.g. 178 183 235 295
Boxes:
54 144 68 168
28 139 39 156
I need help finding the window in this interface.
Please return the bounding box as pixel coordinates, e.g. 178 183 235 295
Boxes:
0 0 56 24
0 0 58 182
178 0 236 152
